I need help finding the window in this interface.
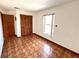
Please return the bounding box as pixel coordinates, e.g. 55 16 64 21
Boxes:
43 14 54 36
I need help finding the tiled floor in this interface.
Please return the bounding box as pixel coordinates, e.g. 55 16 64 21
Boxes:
1 34 56 58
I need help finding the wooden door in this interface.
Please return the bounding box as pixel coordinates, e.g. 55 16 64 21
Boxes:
1 14 15 38
28 16 32 34
8 15 15 37
20 14 32 36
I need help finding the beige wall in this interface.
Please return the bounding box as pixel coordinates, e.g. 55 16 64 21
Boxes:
33 0 79 53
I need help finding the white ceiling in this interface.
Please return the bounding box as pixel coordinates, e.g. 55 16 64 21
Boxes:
0 0 74 12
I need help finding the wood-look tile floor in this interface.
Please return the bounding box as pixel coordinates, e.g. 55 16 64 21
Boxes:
1 34 56 58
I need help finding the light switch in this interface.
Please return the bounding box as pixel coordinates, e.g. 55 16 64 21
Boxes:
55 25 58 27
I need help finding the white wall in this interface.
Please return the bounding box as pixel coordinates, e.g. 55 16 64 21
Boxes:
33 0 79 53
0 13 4 57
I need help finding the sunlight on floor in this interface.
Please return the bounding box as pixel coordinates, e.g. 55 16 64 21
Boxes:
43 44 53 55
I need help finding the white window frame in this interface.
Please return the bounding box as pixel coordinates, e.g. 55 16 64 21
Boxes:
43 14 55 37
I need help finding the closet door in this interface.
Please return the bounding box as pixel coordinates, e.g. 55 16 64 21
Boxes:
20 15 25 35
28 16 32 34
1 14 15 39
1 14 8 38
20 14 32 36
8 15 15 37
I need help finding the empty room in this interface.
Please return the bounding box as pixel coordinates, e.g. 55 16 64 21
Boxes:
0 0 79 58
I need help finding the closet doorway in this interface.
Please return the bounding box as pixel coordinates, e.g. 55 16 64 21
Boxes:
1 14 15 39
20 14 32 36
